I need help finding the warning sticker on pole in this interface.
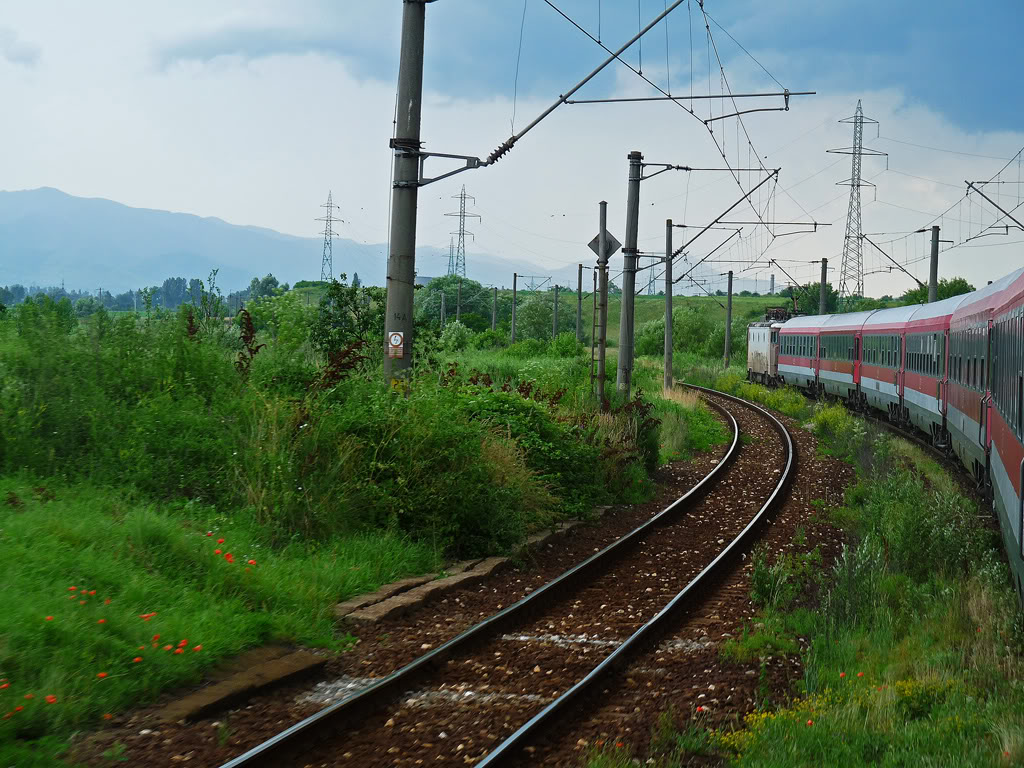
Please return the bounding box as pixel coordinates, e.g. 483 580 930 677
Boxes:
388 331 404 359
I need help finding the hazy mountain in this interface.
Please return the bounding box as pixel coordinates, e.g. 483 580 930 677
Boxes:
0 187 555 293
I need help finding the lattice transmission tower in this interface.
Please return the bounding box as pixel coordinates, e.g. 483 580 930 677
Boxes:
828 101 885 311
316 191 341 282
445 185 480 278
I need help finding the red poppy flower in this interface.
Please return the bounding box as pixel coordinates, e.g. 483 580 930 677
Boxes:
696 706 704 712
79 600 87 605
14 706 23 712
88 590 96 596
152 634 160 641
193 645 202 652
96 672 107 679
214 549 221 555
178 639 188 647
104 599 111 605
224 553 234 563
68 596 76 600
103 713 113 720
248 559 256 565
138 646 145 650
163 645 173 651
857 672 864 677
206 532 213 537
616 742 624 748
807 719 813 726
133 657 142 663
217 538 224 544
840 672 846 678
45 695 57 704
68 586 77 591
0 684 8 690
97 619 106 624
23 694 33 700
174 648 184 654
45 616 53 621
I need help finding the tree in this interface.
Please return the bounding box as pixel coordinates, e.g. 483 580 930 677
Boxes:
161 277 188 308
794 282 838 315
310 275 384 356
352 273 361 289
899 277 975 305
248 273 280 301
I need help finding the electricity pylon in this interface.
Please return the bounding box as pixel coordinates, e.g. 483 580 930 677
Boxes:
316 192 341 282
444 185 480 278
828 101 885 311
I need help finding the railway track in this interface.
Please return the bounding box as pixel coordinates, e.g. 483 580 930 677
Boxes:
218 385 793 768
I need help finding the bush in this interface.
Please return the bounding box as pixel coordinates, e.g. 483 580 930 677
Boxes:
471 329 507 350
439 320 471 352
549 331 583 358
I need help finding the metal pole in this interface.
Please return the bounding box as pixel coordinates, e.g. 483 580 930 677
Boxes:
664 219 673 391
383 0 426 386
724 270 733 367
456 279 462 322
576 263 583 342
770 274 775 295
597 201 610 405
553 284 559 338
492 286 497 330
440 291 446 329
819 257 828 315
617 150 643 398
511 273 518 342
590 267 598 389
928 225 940 303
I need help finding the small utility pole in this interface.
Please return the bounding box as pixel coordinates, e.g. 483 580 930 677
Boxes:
511 273 518 342
576 264 584 342
552 284 560 338
597 201 610 405
440 291 446 329
819 257 828 314
456 279 462 322
617 150 643 398
928 225 940 303
383 0 427 386
491 286 497 330
769 274 775 295
664 219 673 391
724 270 733 367
590 267 598 389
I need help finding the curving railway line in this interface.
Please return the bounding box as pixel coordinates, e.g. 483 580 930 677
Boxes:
216 386 794 768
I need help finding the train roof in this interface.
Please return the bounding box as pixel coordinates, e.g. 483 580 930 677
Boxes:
859 304 919 331
906 293 970 326
952 267 1024 323
821 310 879 332
780 314 829 331
994 266 1024 316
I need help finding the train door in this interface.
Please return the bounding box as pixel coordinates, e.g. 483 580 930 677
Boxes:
941 329 950 416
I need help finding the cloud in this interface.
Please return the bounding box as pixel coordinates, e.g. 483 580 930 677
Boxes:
0 27 40 67
156 26 349 69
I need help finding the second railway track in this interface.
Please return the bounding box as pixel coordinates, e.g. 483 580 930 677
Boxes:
219 385 794 768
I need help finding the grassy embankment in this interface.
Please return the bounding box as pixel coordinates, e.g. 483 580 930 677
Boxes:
585 357 1024 767
0 289 727 765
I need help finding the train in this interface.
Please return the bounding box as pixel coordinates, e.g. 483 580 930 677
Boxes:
747 267 1024 599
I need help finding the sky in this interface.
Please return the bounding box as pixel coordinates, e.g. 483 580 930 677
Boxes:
1 0 1022 297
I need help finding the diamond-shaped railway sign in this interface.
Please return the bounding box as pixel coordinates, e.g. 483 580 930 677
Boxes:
588 231 622 261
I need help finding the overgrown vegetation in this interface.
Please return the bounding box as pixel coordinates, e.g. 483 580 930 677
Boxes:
0 278 728 763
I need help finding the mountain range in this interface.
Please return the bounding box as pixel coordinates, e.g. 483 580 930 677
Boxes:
0 187 555 294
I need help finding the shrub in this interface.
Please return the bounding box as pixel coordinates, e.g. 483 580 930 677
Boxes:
439 320 471 352
471 329 507 350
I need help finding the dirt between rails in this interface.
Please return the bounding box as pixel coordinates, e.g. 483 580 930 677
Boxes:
514 401 855 768
65 396 852 768
287 396 786 767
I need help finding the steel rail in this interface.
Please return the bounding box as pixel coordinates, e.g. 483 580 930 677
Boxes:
218 392 742 768
476 384 794 765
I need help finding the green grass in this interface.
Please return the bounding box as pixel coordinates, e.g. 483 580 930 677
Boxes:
0 478 438 766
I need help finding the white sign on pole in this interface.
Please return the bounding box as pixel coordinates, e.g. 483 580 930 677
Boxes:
388 331 404 359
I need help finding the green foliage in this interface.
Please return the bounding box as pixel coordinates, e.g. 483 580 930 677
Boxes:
439 320 471 352
549 330 582 358
470 329 507 350
308 275 384 357
900 276 975 305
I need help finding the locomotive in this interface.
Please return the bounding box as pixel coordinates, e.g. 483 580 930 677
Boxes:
747 267 1024 598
